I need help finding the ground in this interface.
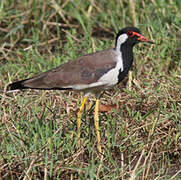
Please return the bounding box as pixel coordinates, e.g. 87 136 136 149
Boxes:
0 0 181 179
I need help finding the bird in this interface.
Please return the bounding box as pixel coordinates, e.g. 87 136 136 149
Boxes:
7 27 154 153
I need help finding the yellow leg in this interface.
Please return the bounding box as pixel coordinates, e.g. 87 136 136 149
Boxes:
94 99 102 153
77 96 87 140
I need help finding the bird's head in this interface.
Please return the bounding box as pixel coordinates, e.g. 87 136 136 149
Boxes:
115 27 154 49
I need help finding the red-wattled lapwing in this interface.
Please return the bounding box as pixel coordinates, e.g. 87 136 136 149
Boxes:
7 27 154 153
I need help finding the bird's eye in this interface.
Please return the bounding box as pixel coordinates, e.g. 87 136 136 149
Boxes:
127 31 134 37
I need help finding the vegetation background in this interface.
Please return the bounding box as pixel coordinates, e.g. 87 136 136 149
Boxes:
0 0 181 179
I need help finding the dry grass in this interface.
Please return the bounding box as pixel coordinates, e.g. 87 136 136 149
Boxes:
0 0 181 179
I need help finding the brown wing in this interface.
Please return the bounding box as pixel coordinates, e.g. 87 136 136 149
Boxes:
10 49 117 90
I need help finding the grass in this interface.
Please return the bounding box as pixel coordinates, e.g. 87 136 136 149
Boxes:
0 0 181 179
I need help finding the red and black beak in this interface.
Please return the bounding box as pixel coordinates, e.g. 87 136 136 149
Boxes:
137 33 154 44
134 32 154 44
131 31 154 44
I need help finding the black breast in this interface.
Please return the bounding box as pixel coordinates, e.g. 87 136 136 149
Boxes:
117 44 134 84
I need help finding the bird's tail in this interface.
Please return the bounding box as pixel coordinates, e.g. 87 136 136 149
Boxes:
6 77 72 92
6 79 28 92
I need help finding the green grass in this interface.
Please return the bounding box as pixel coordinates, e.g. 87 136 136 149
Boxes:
0 0 181 179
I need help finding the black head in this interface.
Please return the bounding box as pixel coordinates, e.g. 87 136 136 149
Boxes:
115 27 154 48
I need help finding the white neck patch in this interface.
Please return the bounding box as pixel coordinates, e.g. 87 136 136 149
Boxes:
116 34 128 52
114 33 128 73
93 34 128 88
